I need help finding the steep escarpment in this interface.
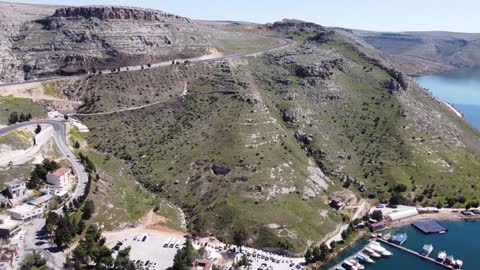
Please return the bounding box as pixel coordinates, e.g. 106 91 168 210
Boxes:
75 21 480 252
3 5 214 81
351 30 480 75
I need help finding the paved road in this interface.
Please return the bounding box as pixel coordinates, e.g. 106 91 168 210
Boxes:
0 120 88 206
0 37 294 89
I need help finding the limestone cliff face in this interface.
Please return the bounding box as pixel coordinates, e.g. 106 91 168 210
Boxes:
1 5 214 82
52 6 191 23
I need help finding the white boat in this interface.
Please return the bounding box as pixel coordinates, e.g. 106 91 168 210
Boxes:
437 251 447 262
368 243 393 256
454 259 463 269
348 258 364 270
341 260 358 270
446 255 455 265
357 253 375 263
363 247 381 258
421 244 433 256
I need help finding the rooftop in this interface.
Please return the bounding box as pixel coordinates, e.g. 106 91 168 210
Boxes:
8 204 37 214
0 215 20 230
49 167 71 177
192 259 212 270
4 180 24 187
28 194 54 206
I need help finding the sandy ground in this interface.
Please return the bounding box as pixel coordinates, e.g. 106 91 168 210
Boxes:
103 211 185 246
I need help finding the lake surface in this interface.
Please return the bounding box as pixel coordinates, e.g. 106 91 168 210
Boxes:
323 220 480 270
416 68 480 129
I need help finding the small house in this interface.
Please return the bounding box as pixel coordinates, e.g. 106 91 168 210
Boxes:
46 167 71 187
4 180 26 198
7 204 43 221
0 215 21 239
192 259 212 270
28 194 54 209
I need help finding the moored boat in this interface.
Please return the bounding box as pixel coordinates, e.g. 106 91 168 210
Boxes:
391 232 408 245
454 259 463 269
446 255 455 265
437 251 447 262
341 260 358 270
421 244 433 256
358 252 375 263
347 258 364 270
368 243 392 256
364 247 381 258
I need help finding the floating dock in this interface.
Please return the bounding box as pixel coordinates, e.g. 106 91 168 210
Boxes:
376 238 458 269
412 220 448 234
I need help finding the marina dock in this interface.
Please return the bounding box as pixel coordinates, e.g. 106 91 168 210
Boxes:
376 238 458 270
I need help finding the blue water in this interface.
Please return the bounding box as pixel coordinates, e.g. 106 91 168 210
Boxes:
416 68 480 129
323 220 480 270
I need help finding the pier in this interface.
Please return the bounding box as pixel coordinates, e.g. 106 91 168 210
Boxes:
329 238 460 270
376 238 458 270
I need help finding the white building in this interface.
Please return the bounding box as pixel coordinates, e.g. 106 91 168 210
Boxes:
7 204 43 221
388 208 419 221
0 214 21 238
46 167 71 187
28 194 54 209
4 180 26 198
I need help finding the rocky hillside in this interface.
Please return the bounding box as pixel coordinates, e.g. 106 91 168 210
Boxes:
348 29 480 75
0 4 217 82
0 1 58 83
72 20 480 252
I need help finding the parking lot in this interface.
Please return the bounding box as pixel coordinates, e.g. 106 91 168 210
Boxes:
109 233 185 270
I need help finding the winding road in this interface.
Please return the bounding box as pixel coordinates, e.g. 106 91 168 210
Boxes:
0 120 88 206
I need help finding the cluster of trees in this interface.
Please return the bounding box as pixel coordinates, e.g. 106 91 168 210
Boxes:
21 253 49 270
370 210 383 221
304 243 329 264
172 238 200 270
64 224 138 270
27 159 60 189
8 111 32 124
45 199 95 249
79 152 96 174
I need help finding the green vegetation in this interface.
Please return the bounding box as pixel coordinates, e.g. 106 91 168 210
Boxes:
76 23 480 252
42 81 64 98
27 159 59 189
21 253 50 270
172 238 200 270
64 224 138 270
0 96 45 125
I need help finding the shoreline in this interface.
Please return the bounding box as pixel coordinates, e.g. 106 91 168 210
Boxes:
319 210 480 269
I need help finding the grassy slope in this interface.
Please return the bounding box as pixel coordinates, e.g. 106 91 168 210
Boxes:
0 96 46 125
77 27 480 252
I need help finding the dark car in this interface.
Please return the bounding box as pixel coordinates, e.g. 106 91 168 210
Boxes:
142 235 147 242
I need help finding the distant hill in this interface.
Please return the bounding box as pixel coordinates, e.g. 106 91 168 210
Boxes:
346 29 480 75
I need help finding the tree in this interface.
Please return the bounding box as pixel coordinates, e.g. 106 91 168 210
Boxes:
311 246 321 262
394 184 407 193
114 247 137 270
19 113 26 122
77 219 85 234
35 124 42 134
389 194 402 206
471 200 479 208
73 140 80 149
27 113 32 120
304 248 312 262
8 112 18 124
173 250 188 270
21 253 49 270
319 243 329 262
233 229 246 246
370 210 383 221
45 212 60 237
458 196 467 204
54 216 75 248
82 199 95 220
